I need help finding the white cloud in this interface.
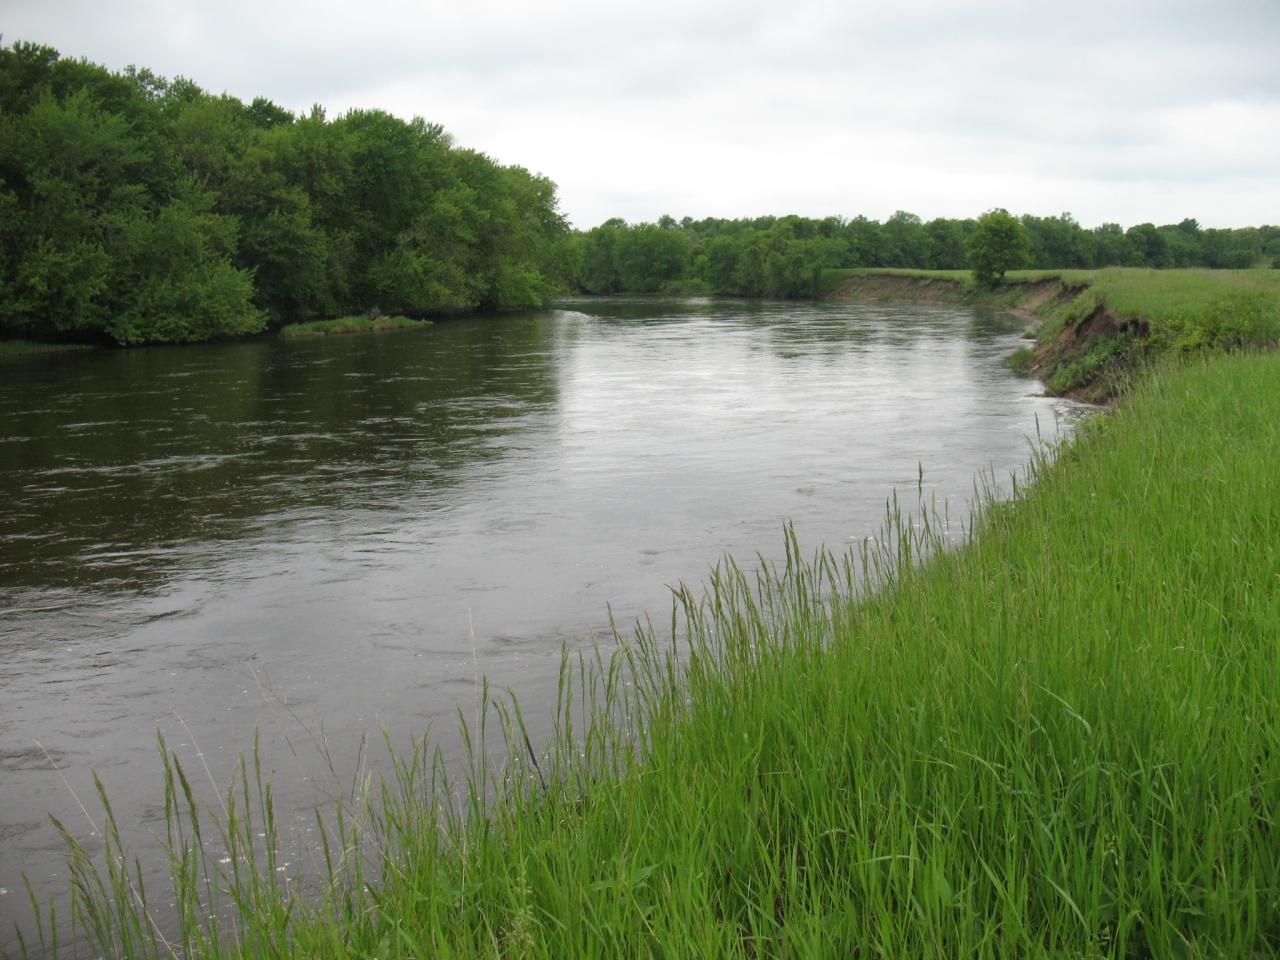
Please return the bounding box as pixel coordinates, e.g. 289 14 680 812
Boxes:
5 0 1278 227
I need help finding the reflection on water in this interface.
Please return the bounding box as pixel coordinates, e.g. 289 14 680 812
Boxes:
0 297 1073 945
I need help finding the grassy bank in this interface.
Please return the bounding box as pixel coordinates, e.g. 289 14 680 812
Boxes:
0 340 98 357
277 314 430 339
824 267 1280 401
27 349 1280 958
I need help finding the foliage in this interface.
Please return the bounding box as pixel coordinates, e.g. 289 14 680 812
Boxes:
968 208 1030 288
569 213 1275 300
0 338 96 356
0 41 572 345
1005 343 1035 374
1044 332 1133 395
277 313 428 338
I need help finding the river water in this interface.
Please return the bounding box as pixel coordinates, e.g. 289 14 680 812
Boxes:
0 297 1074 946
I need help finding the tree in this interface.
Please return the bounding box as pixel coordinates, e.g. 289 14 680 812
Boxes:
968 208 1030 288
1125 223 1169 268
1021 212 1092 268
614 223 690 292
925 217 971 269
882 210 931 267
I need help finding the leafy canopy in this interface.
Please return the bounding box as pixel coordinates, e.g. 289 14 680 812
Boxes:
968 208 1031 289
0 41 573 344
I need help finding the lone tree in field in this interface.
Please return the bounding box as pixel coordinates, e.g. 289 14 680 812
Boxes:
968 208 1030 288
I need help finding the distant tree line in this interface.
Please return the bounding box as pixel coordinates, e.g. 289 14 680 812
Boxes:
6 42 1275 345
0 42 575 344
572 211 1280 298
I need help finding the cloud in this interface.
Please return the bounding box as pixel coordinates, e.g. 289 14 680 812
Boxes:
5 0 1278 227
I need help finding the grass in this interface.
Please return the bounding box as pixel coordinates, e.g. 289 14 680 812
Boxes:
22 348 1280 958
1077 268 1280 350
1006 344 1035 374
277 314 430 339
0 340 98 357
1029 270 1280 396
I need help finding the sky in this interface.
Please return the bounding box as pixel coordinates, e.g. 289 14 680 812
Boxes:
4 0 1278 229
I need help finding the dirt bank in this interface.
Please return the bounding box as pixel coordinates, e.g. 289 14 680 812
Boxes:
823 272 974 304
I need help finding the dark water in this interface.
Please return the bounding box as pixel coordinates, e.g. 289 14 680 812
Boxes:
0 297 1075 945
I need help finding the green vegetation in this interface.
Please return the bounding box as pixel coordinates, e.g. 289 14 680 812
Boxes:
1029 269 1280 396
277 314 429 339
573 212 1280 298
0 339 97 357
0 42 573 347
27 349 1280 957
1006 344 1035 374
967 208 1030 288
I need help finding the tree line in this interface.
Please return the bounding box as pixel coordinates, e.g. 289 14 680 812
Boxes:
571 211 1280 298
0 42 575 344
6 41 1276 345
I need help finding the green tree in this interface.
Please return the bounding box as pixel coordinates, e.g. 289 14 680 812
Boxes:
1125 223 1169 268
844 215 885 267
615 223 690 292
704 234 742 294
1090 223 1135 267
1021 213 1092 268
925 217 971 269
103 193 265 343
882 210 931 267
968 208 1030 288
578 220 623 293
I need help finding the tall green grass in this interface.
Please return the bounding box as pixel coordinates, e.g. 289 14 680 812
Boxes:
277 315 428 339
21 353 1280 958
1079 268 1280 353
1027 270 1280 397
0 340 98 357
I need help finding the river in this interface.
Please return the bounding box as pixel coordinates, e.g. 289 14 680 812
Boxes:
0 297 1076 948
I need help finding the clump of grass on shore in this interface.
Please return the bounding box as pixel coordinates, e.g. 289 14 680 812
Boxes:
277 314 429 339
0 340 97 357
27 349 1280 958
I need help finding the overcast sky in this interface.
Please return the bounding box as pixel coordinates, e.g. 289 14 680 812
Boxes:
5 0 1277 229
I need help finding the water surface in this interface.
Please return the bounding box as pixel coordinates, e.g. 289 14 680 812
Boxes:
0 297 1073 944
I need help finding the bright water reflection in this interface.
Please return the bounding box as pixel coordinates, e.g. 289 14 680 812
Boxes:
0 297 1075 944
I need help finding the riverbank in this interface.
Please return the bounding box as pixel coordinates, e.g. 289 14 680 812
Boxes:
0 340 99 358
823 267 1280 402
276 313 430 339
2 313 434 355
31 342 1280 957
